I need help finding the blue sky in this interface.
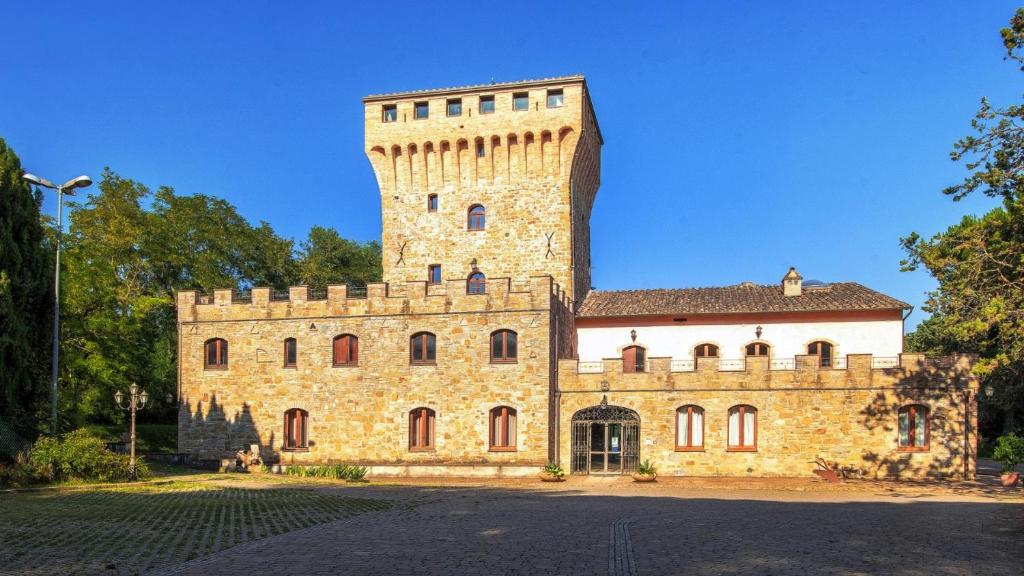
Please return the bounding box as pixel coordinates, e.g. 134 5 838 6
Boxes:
3 1 1019 330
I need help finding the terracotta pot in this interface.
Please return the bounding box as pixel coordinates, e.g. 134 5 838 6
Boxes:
1000 471 1020 487
631 472 657 482
539 472 565 482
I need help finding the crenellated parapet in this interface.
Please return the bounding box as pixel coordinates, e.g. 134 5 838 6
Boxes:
176 275 572 324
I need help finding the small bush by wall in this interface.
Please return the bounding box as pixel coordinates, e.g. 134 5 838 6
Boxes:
285 464 367 482
25 429 150 484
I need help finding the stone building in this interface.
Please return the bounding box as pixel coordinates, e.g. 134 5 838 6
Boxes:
177 76 978 479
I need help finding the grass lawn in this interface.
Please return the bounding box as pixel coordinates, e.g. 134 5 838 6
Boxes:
0 475 390 575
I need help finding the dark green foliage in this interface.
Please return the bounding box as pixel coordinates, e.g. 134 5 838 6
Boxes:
56 169 382 427
0 139 53 439
284 464 368 481
18 429 150 484
992 433 1024 472
83 423 178 453
902 9 1024 435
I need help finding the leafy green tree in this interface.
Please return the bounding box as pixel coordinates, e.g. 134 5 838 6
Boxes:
902 9 1024 433
0 139 53 438
296 226 382 291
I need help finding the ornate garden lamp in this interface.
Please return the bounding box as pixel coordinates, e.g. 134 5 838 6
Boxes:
114 383 150 479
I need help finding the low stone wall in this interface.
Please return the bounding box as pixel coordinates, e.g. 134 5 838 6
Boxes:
557 354 978 479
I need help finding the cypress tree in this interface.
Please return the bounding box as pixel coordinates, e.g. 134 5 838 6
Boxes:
0 138 53 439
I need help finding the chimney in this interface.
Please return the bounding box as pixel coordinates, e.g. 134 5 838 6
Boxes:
782 267 802 297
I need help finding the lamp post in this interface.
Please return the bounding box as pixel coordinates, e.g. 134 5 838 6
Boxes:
22 172 92 435
114 383 150 480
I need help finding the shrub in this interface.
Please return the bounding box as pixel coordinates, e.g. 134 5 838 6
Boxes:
285 464 367 482
27 429 150 483
637 459 657 476
993 434 1024 473
542 461 565 478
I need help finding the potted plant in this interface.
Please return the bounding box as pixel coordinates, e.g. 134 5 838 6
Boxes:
632 459 657 482
993 433 1024 487
539 461 566 482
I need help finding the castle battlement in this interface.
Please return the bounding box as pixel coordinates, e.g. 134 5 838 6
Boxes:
558 353 979 392
176 275 572 323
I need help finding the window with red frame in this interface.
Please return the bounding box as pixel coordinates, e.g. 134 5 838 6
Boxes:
468 204 485 230
807 341 833 367
898 405 929 450
284 408 308 450
333 334 358 366
622 345 646 373
490 330 517 362
467 271 486 294
728 405 757 450
410 332 436 364
204 338 228 369
489 406 517 450
694 343 719 359
409 407 435 450
745 342 770 357
676 405 704 450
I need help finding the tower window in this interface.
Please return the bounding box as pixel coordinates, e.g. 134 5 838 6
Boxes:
546 89 564 108
490 330 517 362
427 194 438 212
414 101 429 119
468 204 485 230
446 98 462 117
332 334 358 366
479 95 495 114
410 332 437 364
428 265 442 285
468 271 486 294
204 338 228 369
476 140 485 158
513 92 529 111
283 338 297 368
382 104 397 123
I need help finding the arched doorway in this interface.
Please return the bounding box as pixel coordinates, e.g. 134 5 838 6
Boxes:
570 397 640 475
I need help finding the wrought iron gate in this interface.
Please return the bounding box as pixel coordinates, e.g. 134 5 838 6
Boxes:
570 398 640 475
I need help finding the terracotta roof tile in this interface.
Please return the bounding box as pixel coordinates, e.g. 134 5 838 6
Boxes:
577 283 910 318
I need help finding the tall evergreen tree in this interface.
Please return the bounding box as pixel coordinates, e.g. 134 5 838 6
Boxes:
0 139 53 438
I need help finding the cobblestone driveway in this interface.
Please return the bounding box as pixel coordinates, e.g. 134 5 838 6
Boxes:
151 478 1024 576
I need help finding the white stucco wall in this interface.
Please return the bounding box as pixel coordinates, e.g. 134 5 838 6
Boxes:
575 319 903 362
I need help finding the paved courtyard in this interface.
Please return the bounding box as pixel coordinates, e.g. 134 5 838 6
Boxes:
1 475 1021 575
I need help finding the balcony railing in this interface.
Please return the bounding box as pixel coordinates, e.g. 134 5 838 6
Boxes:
719 359 745 371
578 361 605 374
871 357 900 369
770 358 795 370
573 355 919 374
670 359 695 372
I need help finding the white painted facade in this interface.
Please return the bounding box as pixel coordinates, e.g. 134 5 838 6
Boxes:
575 319 904 363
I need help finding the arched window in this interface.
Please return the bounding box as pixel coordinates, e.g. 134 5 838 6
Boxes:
694 343 719 360
204 338 228 369
676 405 704 450
898 405 929 451
467 272 486 294
728 405 757 451
745 342 770 357
333 334 358 366
489 406 517 451
490 330 517 363
409 407 435 451
410 332 436 364
622 345 646 373
807 341 833 368
283 338 297 368
468 204 485 230
283 408 308 450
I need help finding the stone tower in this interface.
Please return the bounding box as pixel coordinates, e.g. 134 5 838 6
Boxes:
363 75 602 306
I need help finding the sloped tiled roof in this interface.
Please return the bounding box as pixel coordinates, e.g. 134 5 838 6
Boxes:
577 283 910 318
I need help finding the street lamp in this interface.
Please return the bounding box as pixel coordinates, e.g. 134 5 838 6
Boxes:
114 382 151 480
22 172 92 434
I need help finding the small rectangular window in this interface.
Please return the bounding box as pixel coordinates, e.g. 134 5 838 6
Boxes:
446 98 462 117
476 141 485 158
382 104 397 123
479 95 495 114
546 89 564 108
427 194 438 212
513 92 529 111
428 264 441 285
414 101 429 119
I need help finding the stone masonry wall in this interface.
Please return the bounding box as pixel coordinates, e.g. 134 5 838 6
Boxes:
364 77 601 307
177 277 570 474
557 354 978 479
